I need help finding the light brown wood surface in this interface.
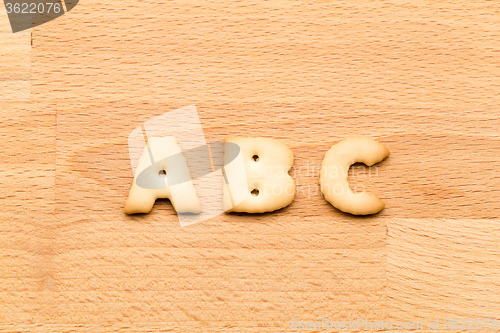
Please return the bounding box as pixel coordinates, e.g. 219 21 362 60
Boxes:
1 0 500 331
0 3 30 101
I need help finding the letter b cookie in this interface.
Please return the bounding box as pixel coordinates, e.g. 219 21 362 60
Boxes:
223 137 295 213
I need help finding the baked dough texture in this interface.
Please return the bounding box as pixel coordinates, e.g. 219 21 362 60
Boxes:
124 137 201 214
320 137 389 215
223 137 295 213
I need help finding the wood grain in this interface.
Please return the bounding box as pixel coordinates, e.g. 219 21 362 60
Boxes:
0 2 12 32
1 0 500 331
0 102 56 325
388 218 500 321
0 3 31 101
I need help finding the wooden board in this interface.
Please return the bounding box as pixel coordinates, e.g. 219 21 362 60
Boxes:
1 0 500 331
0 2 31 101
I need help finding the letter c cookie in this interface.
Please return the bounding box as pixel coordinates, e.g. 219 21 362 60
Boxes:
320 137 390 215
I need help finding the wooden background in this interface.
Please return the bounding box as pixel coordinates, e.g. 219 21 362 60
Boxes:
1 0 500 331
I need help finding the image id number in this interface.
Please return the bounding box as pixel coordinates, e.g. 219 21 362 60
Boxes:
443 319 498 330
5 2 62 14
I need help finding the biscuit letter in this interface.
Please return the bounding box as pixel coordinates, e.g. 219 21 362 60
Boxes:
124 137 201 214
223 137 295 213
320 137 389 215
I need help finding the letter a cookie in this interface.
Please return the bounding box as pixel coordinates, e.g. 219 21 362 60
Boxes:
125 137 201 214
